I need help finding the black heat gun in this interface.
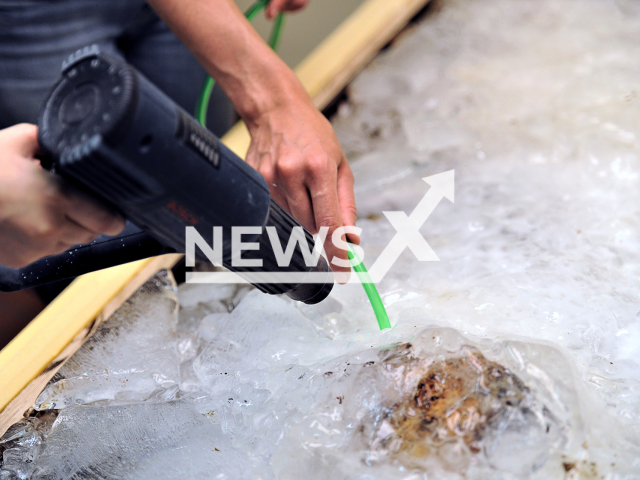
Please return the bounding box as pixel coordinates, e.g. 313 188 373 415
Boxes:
0 46 334 305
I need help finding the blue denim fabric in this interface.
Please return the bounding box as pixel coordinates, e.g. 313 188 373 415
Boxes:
0 1 234 136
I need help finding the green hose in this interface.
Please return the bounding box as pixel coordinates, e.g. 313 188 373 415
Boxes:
244 0 270 20
196 1 285 127
268 11 286 51
347 242 391 330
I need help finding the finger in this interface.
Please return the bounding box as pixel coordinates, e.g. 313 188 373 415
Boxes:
274 149 317 232
0 236 48 268
266 0 286 19
337 159 359 244
63 188 125 236
286 0 309 11
267 174 291 214
257 162 292 213
23 241 72 265
6 124 39 157
309 174 351 281
55 241 76 253
286 186 317 234
59 220 101 246
271 185 291 216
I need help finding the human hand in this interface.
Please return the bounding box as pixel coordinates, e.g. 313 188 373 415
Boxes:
245 96 358 281
0 124 126 268
265 0 309 19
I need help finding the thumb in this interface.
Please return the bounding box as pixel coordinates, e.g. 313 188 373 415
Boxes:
9 124 40 158
266 0 287 20
266 0 282 19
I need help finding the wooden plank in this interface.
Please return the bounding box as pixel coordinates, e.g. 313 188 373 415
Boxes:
0 0 431 437
300 0 430 113
0 255 181 435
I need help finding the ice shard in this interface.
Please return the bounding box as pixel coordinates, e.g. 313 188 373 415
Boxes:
34 271 180 410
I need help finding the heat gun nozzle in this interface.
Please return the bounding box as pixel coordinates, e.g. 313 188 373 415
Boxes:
237 199 334 305
285 255 334 305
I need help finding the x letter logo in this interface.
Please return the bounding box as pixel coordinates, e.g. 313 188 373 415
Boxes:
367 170 454 283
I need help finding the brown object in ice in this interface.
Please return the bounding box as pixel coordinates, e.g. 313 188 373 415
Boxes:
373 345 529 459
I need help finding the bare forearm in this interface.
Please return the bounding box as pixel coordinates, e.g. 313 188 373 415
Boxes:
146 0 308 127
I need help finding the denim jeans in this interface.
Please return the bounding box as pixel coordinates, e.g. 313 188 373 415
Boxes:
0 0 235 137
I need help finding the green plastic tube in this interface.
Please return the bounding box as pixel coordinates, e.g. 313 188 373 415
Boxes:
195 76 215 127
347 242 391 330
268 12 286 51
196 0 283 127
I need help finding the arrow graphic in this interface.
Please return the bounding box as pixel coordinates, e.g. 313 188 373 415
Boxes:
187 171 454 285
366 170 454 283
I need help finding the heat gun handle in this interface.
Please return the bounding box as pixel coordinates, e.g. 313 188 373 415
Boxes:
0 222 170 293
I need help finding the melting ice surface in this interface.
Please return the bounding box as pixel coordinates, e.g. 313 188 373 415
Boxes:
3 0 640 477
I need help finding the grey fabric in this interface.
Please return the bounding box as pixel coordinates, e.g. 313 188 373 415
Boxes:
0 1 235 136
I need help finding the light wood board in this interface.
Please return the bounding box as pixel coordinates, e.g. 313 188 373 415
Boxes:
0 0 431 437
